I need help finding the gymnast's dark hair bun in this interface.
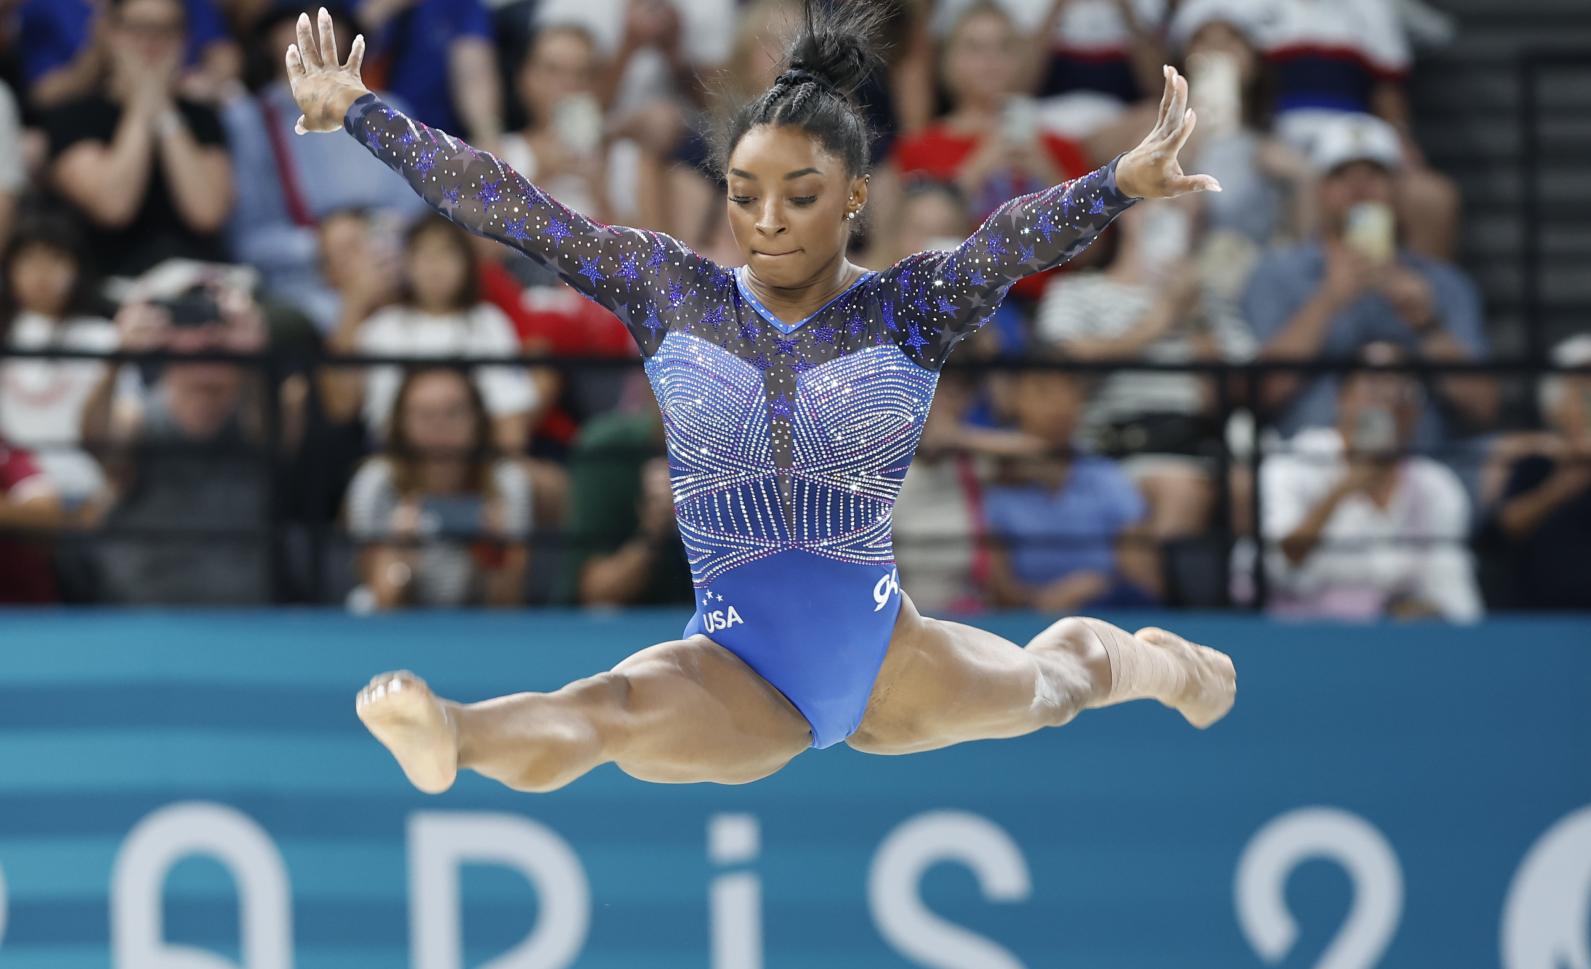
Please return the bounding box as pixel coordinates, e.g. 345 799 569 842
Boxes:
719 0 887 177
782 1 885 102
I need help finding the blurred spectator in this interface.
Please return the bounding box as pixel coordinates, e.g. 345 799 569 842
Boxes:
894 2 1090 225
318 216 539 452
0 213 117 506
500 24 634 224
19 0 241 109
1258 341 1481 622
222 2 426 331
346 366 530 609
0 80 23 245
43 0 233 280
933 0 1167 139
357 0 502 144
1243 114 1495 449
1260 0 1460 259
1482 337 1591 610
536 0 732 114
983 363 1155 611
1165 0 1314 249
1035 200 1252 542
559 398 691 606
77 271 295 604
0 437 64 604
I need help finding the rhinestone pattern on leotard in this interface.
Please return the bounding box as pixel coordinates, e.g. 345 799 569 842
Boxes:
346 94 1134 587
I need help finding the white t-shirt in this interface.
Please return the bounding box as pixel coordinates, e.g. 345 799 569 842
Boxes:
356 303 538 438
1258 427 1482 623
1034 271 1253 435
0 312 118 501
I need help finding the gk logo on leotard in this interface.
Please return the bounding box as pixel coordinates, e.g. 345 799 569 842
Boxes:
873 568 900 612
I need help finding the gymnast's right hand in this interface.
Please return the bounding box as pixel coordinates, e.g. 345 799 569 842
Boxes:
285 7 370 135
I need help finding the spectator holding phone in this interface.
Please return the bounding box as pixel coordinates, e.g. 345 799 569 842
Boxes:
1242 114 1496 450
1256 341 1482 623
345 366 531 610
77 270 295 604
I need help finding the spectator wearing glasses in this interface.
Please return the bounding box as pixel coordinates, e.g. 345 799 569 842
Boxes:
42 0 234 280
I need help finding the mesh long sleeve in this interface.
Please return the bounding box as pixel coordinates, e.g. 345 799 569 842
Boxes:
880 159 1137 369
344 93 721 355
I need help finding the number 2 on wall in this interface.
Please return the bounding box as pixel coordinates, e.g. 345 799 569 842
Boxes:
1234 807 1403 969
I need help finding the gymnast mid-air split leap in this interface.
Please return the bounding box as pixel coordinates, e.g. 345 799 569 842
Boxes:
285 3 1236 795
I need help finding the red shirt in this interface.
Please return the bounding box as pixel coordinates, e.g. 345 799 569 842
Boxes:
0 441 58 604
892 124 1092 299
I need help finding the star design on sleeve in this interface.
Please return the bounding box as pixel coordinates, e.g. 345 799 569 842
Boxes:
813 323 837 345
968 268 988 287
413 148 438 175
984 234 1008 257
792 355 814 373
935 296 955 314
476 179 503 206
441 187 461 208
617 253 640 283
668 280 693 308
546 219 573 245
701 303 727 329
775 337 799 355
904 324 929 351
880 300 897 331
1091 196 1107 215
577 255 604 285
503 217 531 243
1019 243 1036 263
738 320 760 342
642 304 663 335
751 353 773 372
1035 208 1056 242
648 239 668 269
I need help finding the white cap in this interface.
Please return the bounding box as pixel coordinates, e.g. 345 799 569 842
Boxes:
1539 334 1591 417
1310 114 1404 175
1168 0 1268 51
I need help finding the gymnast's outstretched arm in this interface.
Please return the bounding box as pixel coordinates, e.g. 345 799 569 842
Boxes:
285 9 711 352
887 64 1221 369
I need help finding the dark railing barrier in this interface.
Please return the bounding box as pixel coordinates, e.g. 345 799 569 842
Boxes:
1 344 1584 613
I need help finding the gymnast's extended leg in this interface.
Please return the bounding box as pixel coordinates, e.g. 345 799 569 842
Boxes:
356 636 813 793
848 593 1236 756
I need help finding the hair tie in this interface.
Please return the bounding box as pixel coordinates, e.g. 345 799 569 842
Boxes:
775 67 841 98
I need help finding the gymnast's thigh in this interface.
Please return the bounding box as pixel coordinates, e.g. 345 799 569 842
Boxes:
849 592 1043 755
607 635 814 783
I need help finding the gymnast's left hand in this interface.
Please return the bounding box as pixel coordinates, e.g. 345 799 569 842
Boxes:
1114 65 1223 200
285 7 371 135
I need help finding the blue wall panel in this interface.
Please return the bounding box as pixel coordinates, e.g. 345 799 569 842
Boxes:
0 611 1586 968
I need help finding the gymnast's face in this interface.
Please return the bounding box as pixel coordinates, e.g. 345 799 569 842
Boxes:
726 125 868 289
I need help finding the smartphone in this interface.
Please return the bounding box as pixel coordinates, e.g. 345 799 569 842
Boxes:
1188 50 1241 137
1352 405 1398 454
418 494 485 537
1344 202 1396 265
1000 96 1038 146
553 94 603 158
158 286 222 329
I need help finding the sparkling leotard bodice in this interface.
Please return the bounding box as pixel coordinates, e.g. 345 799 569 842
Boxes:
347 95 1134 589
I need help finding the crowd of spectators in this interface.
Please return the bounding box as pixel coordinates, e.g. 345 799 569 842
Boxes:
0 0 1582 620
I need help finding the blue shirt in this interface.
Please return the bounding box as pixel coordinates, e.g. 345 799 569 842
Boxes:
221 82 428 329
19 0 228 86
984 456 1146 587
1242 241 1489 447
372 0 493 136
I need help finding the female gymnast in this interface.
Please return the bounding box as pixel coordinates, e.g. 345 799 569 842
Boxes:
285 4 1236 794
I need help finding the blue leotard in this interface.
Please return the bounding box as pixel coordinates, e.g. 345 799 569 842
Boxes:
347 95 1134 748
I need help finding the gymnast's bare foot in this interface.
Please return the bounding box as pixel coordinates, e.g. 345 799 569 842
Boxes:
356 671 459 793
1135 627 1236 729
